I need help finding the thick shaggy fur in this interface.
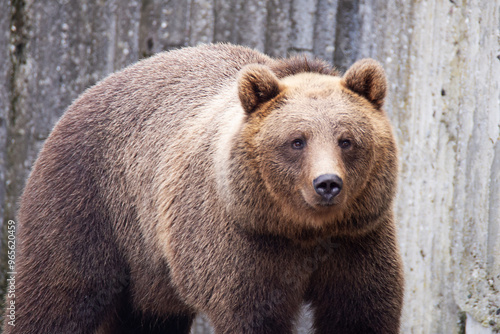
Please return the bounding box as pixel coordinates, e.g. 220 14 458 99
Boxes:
4 44 403 334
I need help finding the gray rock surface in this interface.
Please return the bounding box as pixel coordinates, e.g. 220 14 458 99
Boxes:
1 0 499 333
0 0 12 299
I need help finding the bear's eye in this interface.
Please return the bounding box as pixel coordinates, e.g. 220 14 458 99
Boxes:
291 139 305 150
339 139 352 149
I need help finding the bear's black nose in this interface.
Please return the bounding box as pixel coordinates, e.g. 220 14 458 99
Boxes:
313 174 343 202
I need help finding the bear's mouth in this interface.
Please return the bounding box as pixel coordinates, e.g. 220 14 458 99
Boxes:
317 198 336 207
300 189 343 211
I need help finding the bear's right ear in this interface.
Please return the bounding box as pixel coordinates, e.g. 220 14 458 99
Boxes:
238 64 283 114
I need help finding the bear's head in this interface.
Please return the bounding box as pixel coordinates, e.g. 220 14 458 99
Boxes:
231 59 398 239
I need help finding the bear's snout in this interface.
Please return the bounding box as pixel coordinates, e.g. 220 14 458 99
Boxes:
313 174 343 204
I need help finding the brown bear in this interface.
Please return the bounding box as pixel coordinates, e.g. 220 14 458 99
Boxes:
4 43 404 334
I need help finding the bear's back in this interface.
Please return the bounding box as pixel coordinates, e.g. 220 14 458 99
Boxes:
19 44 271 255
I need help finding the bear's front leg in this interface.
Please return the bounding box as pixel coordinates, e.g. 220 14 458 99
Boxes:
205 287 301 334
306 223 404 334
167 226 311 334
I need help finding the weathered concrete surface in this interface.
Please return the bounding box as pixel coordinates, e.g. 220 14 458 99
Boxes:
1 0 499 333
0 0 12 302
468 313 497 334
449 2 500 331
264 0 291 57
0 1 10 216
290 0 317 57
313 0 338 63
362 1 500 332
5 0 143 227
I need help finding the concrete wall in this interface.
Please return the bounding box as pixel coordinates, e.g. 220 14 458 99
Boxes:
0 0 499 332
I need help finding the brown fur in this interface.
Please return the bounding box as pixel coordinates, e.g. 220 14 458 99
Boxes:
3 43 403 334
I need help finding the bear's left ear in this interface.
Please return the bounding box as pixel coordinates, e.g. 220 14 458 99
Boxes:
342 59 387 109
238 64 283 114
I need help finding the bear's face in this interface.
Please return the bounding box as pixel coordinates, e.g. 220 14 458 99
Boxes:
256 76 376 219
237 60 396 235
